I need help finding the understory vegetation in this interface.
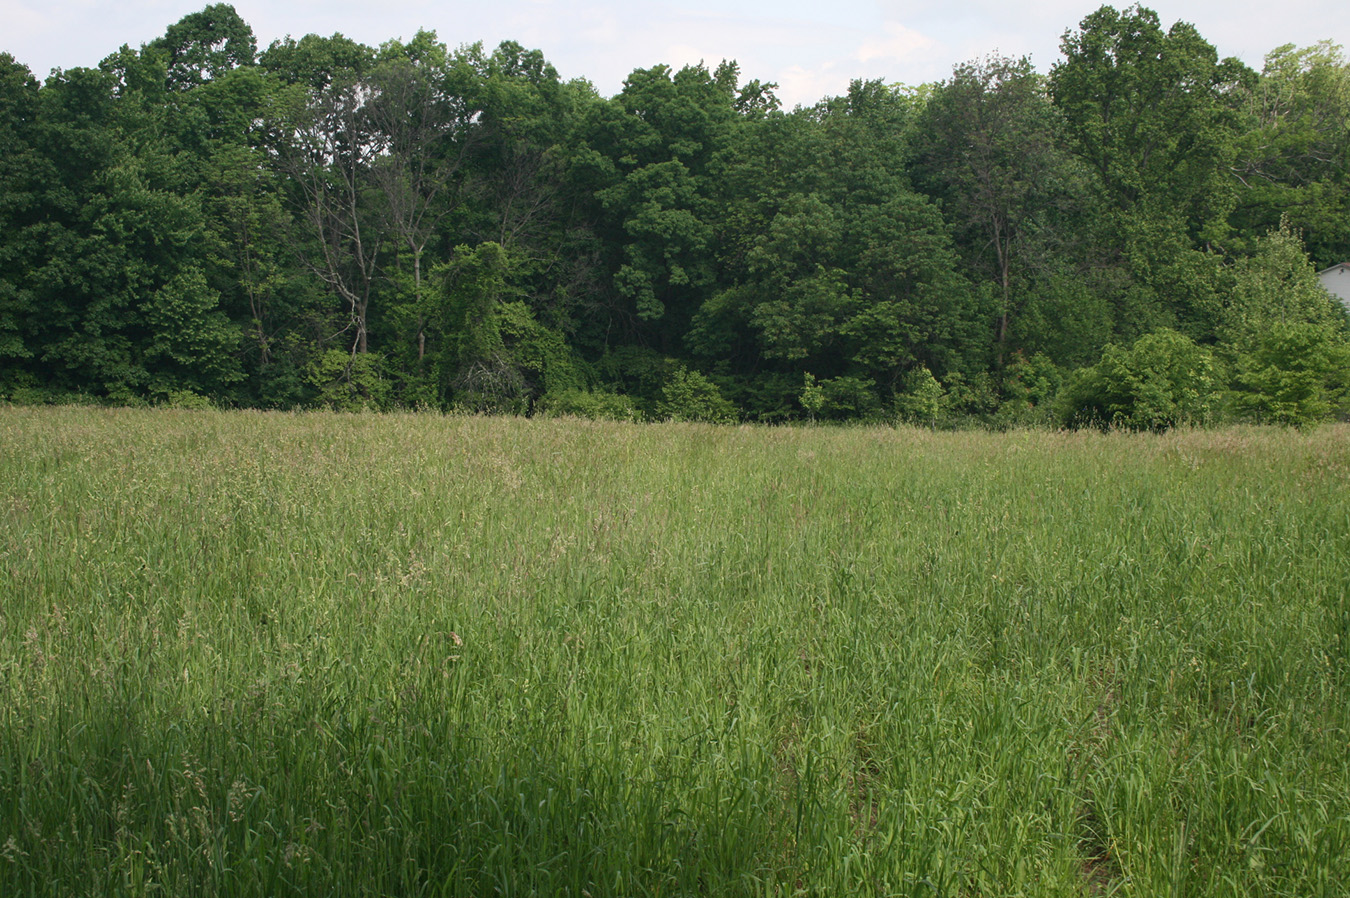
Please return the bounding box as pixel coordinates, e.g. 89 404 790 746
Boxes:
2 5 1350 426
2 408 1347 895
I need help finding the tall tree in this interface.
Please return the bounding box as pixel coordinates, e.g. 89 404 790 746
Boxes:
574 61 741 351
1230 41 1350 266
459 43 600 366
146 2 256 91
1222 220 1350 424
11 45 243 400
366 32 483 362
913 55 1083 365
1051 5 1255 340
1052 4 1253 236
0 55 48 385
690 81 983 417
266 38 383 356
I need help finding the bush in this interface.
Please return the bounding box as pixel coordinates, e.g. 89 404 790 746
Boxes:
894 367 944 426
658 368 738 423
1219 220 1350 426
1230 322 1350 426
939 370 1000 425
1057 329 1221 430
799 373 826 422
451 353 530 415
817 376 881 421
991 353 1061 429
536 388 641 422
1 379 89 406
162 390 214 410
306 349 392 411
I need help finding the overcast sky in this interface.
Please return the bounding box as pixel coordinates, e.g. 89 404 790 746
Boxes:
4 1 1347 107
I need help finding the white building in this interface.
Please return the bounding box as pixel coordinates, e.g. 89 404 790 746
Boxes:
1319 263 1350 314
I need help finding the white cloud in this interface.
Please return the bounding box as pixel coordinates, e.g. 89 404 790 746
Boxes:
663 44 720 72
764 18 951 106
774 63 851 109
0 2 51 50
856 21 939 64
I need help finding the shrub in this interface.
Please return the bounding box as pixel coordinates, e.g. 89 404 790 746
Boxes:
451 352 530 415
536 388 641 422
1230 322 1350 426
991 353 1061 428
658 368 738 423
306 349 392 411
163 390 214 410
894 367 944 427
939 370 1000 424
817 375 881 421
1219 220 1350 426
1057 329 1221 430
799 373 825 422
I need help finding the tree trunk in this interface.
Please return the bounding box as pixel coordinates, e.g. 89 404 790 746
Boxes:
414 248 424 361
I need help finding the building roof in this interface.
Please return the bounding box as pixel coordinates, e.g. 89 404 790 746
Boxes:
1318 262 1350 276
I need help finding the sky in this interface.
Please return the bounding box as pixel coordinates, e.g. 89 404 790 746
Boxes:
3 0 1348 107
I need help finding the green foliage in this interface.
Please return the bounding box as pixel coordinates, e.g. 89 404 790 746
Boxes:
1058 329 1222 430
146 3 257 90
435 242 512 368
1231 41 1350 266
162 389 215 410
536 387 641 421
912 55 1084 362
3 5 1350 428
1230 322 1350 425
894 366 945 426
815 375 881 421
799 372 825 421
1052 4 1252 232
258 32 374 88
1011 272 1117 367
432 243 582 412
0 55 45 376
578 61 738 349
993 352 1062 427
449 353 530 414
493 300 585 398
1219 220 1350 424
1119 214 1229 339
710 99 983 396
305 348 391 410
657 367 738 423
720 370 803 423
144 268 244 395
592 345 672 410
1223 217 1349 340
939 369 1001 423
1049 5 1261 346
0 380 96 407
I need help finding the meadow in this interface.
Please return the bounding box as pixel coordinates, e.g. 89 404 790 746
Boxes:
1 407 1347 897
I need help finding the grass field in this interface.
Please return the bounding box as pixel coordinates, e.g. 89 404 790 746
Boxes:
1 407 1347 897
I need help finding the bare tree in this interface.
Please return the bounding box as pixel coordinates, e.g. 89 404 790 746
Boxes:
365 43 483 360
272 77 386 355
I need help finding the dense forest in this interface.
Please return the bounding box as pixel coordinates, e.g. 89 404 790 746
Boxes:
2 3 1348 426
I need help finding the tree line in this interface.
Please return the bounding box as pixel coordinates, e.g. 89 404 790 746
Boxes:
2 3 1348 426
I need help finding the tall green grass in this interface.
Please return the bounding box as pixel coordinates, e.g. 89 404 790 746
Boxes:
1 408 1347 896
